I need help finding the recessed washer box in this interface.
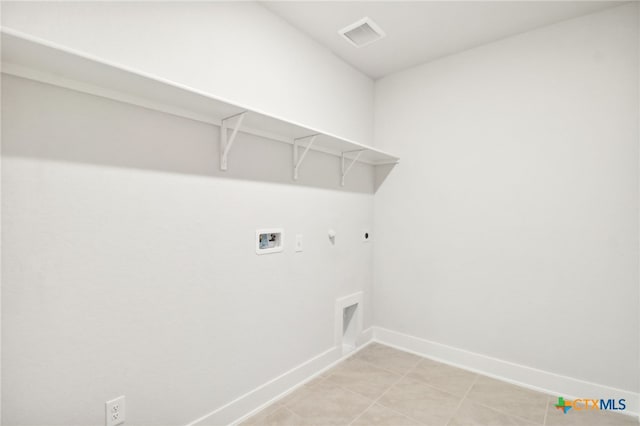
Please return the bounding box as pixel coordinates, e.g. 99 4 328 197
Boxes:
256 229 284 255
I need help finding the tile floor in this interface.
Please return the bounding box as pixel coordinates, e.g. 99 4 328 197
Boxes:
241 343 636 426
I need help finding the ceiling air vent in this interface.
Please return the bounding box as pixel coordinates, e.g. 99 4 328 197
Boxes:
339 17 386 48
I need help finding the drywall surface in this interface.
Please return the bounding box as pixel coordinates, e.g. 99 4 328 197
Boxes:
0 1 374 145
374 2 639 397
1 75 374 425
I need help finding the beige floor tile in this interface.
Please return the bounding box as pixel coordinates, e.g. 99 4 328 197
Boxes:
243 345 635 426
277 376 327 406
448 399 539 426
465 376 547 425
325 358 401 399
286 381 373 425
378 376 462 425
407 358 478 397
241 406 307 426
241 404 290 426
351 403 422 426
545 399 637 426
353 343 422 375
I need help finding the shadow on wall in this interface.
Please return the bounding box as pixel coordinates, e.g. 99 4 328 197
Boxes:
2 75 396 193
375 164 396 192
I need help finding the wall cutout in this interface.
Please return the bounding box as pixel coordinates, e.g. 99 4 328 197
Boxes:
342 303 359 352
255 229 284 255
335 292 363 355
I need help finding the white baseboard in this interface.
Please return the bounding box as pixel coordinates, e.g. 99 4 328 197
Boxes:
187 327 374 426
360 326 374 344
373 326 639 418
186 325 638 426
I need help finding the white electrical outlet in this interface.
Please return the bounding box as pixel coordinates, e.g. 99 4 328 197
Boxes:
295 234 303 252
105 396 125 426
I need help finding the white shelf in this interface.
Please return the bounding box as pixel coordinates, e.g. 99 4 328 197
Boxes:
1 29 399 183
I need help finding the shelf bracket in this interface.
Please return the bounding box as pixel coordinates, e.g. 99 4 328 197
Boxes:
220 111 247 171
341 149 366 186
293 134 318 180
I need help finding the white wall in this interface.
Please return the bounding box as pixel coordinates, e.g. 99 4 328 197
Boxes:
1 75 374 425
0 1 374 145
1 3 377 423
4 1 639 424
374 1 638 400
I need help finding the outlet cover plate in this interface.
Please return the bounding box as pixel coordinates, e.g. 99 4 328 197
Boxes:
105 396 125 426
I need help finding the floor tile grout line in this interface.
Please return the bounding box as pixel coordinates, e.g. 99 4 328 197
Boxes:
381 367 474 401
283 375 389 421
543 395 550 426
374 357 430 425
276 346 634 426
348 349 522 425
347 355 425 426
345 371 413 425
463 396 547 425
282 366 407 424
251 404 301 425
357 347 553 424
339 347 483 418
250 343 552 425
395 369 547 425
369 401 427 426
252 344 551 425
280 406 301 422
444 373 480 426
390 356 492 402
277 375 330 410
340 357 401 377
351 353 420 377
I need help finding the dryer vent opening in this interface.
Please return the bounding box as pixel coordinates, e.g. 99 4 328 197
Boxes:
342 303 359 354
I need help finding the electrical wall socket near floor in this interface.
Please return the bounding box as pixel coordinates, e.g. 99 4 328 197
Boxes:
105 396 125 426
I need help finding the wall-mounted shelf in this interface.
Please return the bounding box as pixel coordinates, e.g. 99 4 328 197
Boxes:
1 29 399 185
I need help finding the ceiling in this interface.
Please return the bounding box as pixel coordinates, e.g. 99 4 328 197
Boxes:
261 1 627 79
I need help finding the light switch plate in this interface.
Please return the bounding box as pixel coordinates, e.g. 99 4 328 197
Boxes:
105 396 125 426
295 234 303 252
